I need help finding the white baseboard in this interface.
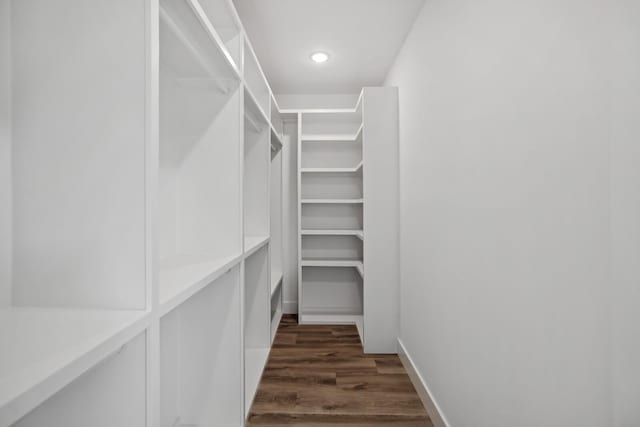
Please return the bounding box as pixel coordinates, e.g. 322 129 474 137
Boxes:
283 300 298 314
397 339 450 427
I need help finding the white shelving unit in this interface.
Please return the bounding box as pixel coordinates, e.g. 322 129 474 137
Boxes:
0 0 287 425
296 88 399 354
270 96 285 344
297 103 365 338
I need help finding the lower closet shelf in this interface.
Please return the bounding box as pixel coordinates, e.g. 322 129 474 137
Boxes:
159 252 244 315
301 258 363 269
270 272 283 296
244 236 270 258
0 308 150 426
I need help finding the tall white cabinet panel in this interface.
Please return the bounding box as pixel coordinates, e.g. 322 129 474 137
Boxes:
362 87 399 354
0 0 10 308
7 0 147 309
296 88 399 353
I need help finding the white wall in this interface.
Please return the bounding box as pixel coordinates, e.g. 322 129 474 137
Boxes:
384 1 637 426
0 0 10 307
610 2 640 425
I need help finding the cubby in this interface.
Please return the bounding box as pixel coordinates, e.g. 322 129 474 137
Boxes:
159 0 243 312
243 246 270 416
244 89 271 255
160 268 242 427
0 0 150 424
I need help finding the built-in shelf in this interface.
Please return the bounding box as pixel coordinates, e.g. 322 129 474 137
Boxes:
301 198 364 204
301 258 364 268
271 271 283 296
301 123 363 142
356 263 365 279
159 0 240 84
301 161 363 174
244 235 270 258
244 87 270 130
159 252 244 315
301 229 364 240
0 308 151 425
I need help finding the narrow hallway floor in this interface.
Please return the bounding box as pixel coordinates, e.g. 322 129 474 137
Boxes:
247 315 433 427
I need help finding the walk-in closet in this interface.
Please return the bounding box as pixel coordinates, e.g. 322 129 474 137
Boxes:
2 0 639 426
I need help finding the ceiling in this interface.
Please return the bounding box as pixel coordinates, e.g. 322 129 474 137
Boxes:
233 0 425 95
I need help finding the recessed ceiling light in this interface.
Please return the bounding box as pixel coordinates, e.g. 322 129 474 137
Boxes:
310 52 329 63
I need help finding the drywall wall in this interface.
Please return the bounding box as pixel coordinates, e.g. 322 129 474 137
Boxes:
0 0 10 307
281 123 298 312
610 2 640 425
384 0 626 425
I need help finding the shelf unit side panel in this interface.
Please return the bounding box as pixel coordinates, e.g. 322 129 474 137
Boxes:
0 0 10 308
243 123 270 238
10 0 147 309
362 87 400 354
244 245 270 350
270 151 283 281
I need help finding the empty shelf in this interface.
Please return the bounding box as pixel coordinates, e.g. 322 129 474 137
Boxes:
0 308 150 425
301 123 363 142
301 229 363 240
244 87 270 131
301 198 363 204
159 1 239 83
159 252 243 315
300 313 363 325
301 259 364 268
271 271 283 296
270 127 283 153
301 161 362 174
244 235 270 258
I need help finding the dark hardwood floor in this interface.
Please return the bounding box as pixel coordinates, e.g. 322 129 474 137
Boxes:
247 315 433 427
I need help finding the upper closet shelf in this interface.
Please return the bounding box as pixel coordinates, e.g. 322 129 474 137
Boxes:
301 161 363 174
159 0 240 86
244 87 270 132
280 90 364 115
301 198 364 204
0 308 151 425
244 235 270 258
159 252 243 316
271 272 283 297
301 123 363 142
270 126 283 153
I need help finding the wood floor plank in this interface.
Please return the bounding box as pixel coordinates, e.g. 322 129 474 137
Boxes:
247 315 432 427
